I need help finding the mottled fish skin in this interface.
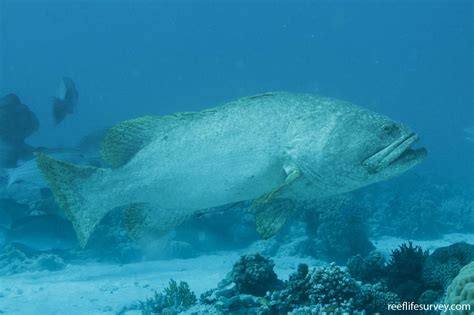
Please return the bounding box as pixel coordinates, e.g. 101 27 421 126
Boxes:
53 77 78 125
104 92 426 208
36 92 427 247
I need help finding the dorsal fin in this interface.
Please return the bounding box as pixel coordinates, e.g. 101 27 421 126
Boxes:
100 115 183 168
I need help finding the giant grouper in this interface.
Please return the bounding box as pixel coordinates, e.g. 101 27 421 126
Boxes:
36 92 427 247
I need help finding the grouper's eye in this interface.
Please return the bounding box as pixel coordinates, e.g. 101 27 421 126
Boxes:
381 123 400 137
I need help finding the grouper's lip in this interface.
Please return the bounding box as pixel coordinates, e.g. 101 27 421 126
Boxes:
363 133 427 173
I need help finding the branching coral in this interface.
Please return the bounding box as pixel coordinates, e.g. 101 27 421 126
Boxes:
386 242 429 301
163 279 197 308
122 279 196 315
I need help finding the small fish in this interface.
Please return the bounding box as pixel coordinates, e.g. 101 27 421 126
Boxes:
465 126 474 143
37 92 427 247
52 77 78 125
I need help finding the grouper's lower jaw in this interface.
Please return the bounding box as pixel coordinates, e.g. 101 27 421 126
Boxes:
389 146 427 168
378 144 427 180
363 133 427 174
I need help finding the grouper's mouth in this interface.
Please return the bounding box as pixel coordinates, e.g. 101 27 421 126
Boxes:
362 133 427 173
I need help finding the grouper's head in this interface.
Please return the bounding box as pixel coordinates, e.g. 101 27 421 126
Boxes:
294 103 427 194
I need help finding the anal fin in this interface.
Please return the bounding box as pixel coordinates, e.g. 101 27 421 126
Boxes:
123 203 191 239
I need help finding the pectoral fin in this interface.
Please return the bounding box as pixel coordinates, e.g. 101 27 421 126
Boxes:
252 168 301 239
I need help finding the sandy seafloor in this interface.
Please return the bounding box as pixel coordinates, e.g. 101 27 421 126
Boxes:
1 233 473 315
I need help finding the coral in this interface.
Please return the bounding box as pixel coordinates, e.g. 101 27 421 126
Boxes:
312 196 374 263
200 277 263 314
386 242 429 301
139 291 168 315
0 244 66 275
231 254 281 296
121 279 196 315
199 255 404 315
346 250 387 284
34 254 66 271
266 266 400 315
422 242 474 290
258 263 312 314
307 263 359 311
355 283 400 314
163 279 197 308
418 289 442 305
0 244 29 275
288 305 365 315
286 263 311 305
445 262 474 315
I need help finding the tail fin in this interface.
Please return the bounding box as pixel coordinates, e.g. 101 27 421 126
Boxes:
35 152 109 247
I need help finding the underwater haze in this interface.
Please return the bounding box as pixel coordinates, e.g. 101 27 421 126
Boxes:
0 1 473 314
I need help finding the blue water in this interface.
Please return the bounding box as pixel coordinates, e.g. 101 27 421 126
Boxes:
1 0 472 180
0 1 473 314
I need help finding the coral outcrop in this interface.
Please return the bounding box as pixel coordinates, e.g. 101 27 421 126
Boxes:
445 262 474 315
0 244 66 275
305 196 374 263
307 262 358 307
346 250 387 284
231 254 282 296
355 283 400 315
201 254 401 314
422 242 474 290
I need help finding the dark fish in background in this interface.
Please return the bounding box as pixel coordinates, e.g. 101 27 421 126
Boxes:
0 94 39 142
53 77 78 125
0 94 39 167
